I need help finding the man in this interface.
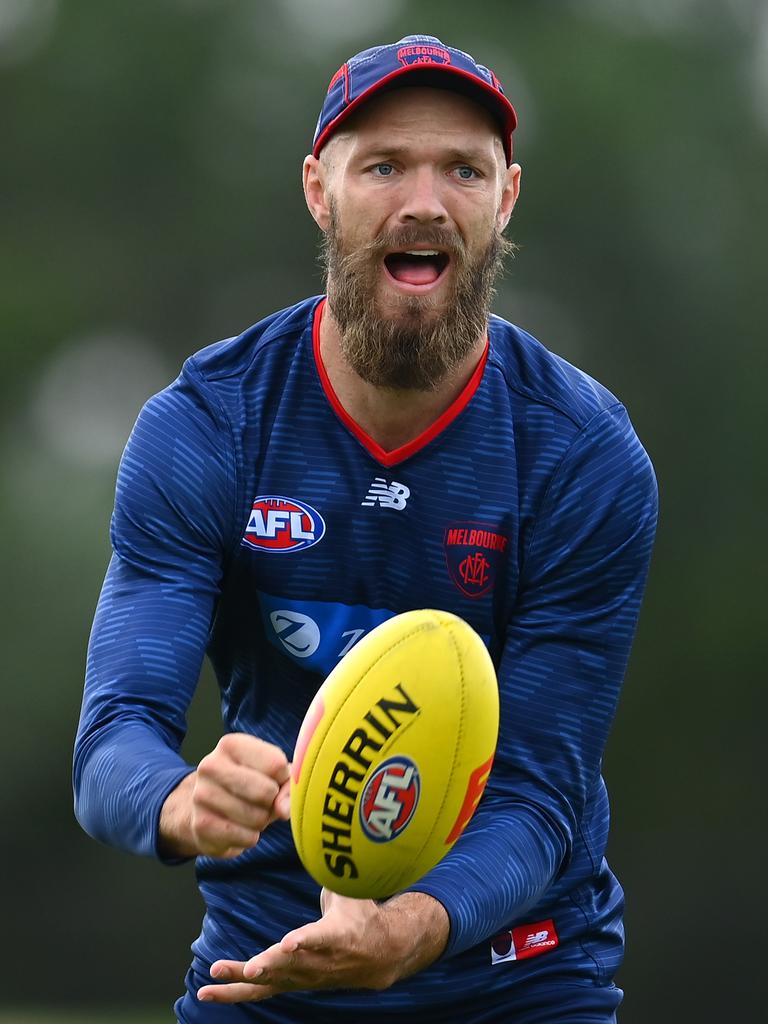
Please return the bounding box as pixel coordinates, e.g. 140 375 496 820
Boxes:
74 34 657 1023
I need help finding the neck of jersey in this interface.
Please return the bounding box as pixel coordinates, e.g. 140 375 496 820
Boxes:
311 297 489 468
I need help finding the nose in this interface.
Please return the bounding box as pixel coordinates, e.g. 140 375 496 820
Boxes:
397 166 448 225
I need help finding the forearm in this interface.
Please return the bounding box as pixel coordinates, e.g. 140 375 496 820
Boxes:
73 719 194 858
380 891 450 983
407 801 567 958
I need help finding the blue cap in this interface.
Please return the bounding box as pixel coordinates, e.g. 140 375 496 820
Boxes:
313 35 518 166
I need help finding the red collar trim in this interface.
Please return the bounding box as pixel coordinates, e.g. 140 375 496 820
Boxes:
311 297 488 468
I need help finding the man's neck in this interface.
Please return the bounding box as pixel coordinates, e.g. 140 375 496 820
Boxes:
318 306 487 453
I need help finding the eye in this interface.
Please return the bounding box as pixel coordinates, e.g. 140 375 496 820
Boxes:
372 163 395 177
455 165 479 181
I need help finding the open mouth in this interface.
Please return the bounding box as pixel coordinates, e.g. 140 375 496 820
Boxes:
383 249 450 288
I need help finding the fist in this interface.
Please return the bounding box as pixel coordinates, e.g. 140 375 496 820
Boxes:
161 734 291 859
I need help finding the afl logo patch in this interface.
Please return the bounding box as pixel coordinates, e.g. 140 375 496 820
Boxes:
360 756 420 843
242 496 325 553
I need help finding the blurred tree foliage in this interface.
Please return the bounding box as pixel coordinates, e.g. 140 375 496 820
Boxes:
1 1 765 1020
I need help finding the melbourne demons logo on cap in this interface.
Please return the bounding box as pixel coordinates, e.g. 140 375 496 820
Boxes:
360 756 420 843
444 521 509 598
242 496 325 553
397 43 451 67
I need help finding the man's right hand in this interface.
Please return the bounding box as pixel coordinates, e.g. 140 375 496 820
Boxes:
159 734 291 859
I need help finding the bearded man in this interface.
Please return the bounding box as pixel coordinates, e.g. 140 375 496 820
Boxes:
74 35 657 1024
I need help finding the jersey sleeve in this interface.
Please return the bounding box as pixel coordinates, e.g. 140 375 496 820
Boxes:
408 403 658 957
73 361 236 860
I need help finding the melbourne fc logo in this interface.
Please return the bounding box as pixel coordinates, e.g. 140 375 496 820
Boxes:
242 496 325 554
397 44 451 67
444 522 509 598
360 756 420 843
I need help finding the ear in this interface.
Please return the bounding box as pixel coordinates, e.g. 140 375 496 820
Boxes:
496 162 522 232
303 154 332 232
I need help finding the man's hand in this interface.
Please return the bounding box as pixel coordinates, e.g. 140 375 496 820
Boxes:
196 889 449 1004
159 734 291 859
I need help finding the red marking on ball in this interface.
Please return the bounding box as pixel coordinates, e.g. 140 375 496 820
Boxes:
292 697 324 785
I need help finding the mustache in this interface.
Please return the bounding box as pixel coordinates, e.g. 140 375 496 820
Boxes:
337 224 468 265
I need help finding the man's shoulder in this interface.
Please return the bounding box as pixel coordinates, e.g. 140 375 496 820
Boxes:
488 314 622 430
185 296 321 384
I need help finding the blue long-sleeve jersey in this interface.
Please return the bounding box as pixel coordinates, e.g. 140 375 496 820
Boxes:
74 296 657 1021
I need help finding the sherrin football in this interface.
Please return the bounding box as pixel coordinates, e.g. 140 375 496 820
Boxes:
290 609 499 899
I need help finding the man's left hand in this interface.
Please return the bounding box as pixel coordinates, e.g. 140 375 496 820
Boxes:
196 889 449 1004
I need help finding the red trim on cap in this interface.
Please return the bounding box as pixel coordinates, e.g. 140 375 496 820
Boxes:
311 297 488 468
327 63 350 103
327 64 346 93
313 63 517 165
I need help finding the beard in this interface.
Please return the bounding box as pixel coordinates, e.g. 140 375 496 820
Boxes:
321 200 515 391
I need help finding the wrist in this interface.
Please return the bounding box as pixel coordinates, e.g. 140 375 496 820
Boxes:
158 771 198 859
380 891 450 982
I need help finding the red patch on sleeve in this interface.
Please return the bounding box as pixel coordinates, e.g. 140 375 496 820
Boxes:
511 919 559 960
491 919 559 964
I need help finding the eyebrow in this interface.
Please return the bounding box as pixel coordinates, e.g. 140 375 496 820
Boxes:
354 143 496 167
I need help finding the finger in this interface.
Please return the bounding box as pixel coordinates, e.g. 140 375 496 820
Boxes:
217 735 290 784
209 959 248 981
198 982 274 1004
197 758 281 809
208 957 292 999
218 844 250 859
191 809 261 856
271 778 291 821
195 776 279 830
280 921 330 954
242 941 293 980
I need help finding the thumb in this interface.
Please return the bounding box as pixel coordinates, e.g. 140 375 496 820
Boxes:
320 887 367 916
320 886 331 915
270 778 291 822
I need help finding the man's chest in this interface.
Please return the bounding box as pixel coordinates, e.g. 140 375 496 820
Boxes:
229 429 520 675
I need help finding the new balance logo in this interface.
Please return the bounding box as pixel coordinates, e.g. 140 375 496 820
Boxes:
490 918 559 965
361 478 410 510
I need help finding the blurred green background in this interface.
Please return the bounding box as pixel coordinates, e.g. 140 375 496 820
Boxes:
1 0 765 1020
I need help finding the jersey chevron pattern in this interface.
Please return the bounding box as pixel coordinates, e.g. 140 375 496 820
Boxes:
74 296 657 1022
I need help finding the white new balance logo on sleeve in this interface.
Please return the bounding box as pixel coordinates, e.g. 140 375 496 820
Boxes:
490 918 559 965
361 478 410 510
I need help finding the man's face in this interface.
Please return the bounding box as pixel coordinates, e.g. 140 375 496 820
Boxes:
308 87 520 391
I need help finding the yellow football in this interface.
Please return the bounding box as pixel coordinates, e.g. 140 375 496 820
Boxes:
290 609 499 899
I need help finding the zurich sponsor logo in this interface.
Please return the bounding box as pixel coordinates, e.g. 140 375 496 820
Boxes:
360 756 420 843
242 495 325 553
269 610 321 659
